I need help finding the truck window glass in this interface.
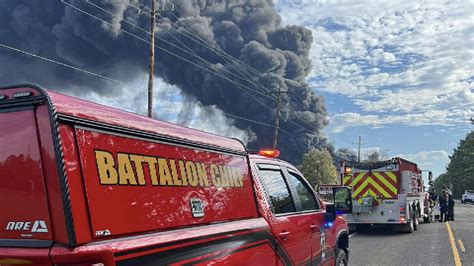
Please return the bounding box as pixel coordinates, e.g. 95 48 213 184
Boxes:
259 169 296 214
287 172 319 211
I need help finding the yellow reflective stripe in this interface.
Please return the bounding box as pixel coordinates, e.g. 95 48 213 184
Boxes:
354 174 392 199
354 177 370 198
385 171 397 182
343 176 351 186
352 172 365 187
367 178 392 198
372 172 397 194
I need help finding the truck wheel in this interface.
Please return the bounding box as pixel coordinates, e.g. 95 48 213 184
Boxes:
404 214 415 233
335 248 348 266
423 215 430 223
413 211 419 231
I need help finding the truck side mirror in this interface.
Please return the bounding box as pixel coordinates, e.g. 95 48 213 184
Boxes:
333 186 353 214
324 186 352 222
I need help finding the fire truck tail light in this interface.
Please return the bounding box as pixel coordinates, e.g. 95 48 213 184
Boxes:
400 207 406 221
13 91 33 98
258 149 280 158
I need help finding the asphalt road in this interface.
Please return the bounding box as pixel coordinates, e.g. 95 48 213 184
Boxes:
349 201 473 265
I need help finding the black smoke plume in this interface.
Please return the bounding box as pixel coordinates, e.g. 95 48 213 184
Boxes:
0 0 329 164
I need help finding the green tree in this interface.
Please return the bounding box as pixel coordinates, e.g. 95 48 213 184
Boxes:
444 131 474 198
433 173 451 194
299 149 338 188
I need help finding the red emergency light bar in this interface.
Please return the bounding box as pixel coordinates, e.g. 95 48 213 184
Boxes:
258 149 280 158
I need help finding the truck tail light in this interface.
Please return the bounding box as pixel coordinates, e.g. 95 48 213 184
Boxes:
400 207 406 221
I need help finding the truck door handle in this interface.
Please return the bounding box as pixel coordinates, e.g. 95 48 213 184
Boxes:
278 231 290 241
310 224 319 231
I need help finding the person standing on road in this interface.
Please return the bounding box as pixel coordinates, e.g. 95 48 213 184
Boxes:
429 188 438 205
439 189 448 222
445 186 455 221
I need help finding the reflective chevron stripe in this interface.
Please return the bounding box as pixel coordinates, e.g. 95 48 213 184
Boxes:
345 171 398 203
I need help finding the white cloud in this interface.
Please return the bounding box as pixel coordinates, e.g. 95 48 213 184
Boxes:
397 150 449 166
277 0 474 131
396 150 450 178
328 109 473 133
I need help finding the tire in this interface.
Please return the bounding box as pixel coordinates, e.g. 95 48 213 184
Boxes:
461 200 464 203
423 215 430 223
404 213 415 233
414 211 419 231
335 248 348 266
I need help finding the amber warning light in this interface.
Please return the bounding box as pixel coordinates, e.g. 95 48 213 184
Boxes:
258 149 280 158
344 167 352 174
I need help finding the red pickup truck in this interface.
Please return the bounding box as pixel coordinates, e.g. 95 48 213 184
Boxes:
0 84 351 266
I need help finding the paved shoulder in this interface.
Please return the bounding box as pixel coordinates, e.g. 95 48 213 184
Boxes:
349 222 454 265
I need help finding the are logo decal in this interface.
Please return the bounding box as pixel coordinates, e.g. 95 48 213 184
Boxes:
95 229 111 237
5 220 49 233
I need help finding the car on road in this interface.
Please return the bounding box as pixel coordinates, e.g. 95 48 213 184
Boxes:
461 190 474 203
0 84 352 265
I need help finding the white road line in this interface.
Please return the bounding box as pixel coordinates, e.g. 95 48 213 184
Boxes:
349 232 358 238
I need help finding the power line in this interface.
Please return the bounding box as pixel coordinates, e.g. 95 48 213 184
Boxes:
86 0 273 98
0 43 124 85
0 41 305 146
131 3 320 133
0 21 312 152
62 0 275 111
126 2 275 98
171 5 323 130
65 0 320 141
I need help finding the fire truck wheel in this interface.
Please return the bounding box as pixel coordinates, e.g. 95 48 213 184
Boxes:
423 215 430 223
335 248 348 266
413 211 419 231
404 213 415 233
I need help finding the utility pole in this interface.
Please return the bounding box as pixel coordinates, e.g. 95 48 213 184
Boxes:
147 0 156 118
353 136 365 163
357 136 361 163
272 87 289 149
146 1 174 118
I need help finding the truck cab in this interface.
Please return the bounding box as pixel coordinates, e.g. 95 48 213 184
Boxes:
249 152 351 265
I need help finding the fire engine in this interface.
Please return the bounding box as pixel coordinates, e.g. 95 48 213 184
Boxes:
0 84 351 265
341 158 431 233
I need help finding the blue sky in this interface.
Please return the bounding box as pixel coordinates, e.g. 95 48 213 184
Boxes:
273 0 473 178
